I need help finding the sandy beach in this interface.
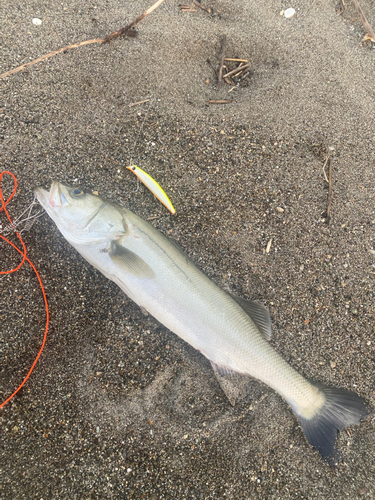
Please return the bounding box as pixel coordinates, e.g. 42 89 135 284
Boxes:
1 1 375 498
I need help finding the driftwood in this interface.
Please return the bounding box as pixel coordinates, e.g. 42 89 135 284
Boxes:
0 0 166 79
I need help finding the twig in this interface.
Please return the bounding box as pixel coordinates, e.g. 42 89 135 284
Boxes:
322 154 330 183
0 39 104 79
337 0 346 15
206 59 218 79
208 99 232 104
217 35 227 89
224 77 235 85
0 0 166 79
129 98 151 107
326 157 333 222
179 5 197 12
224 58 248 63
223 63 250 78
350 0 375 41
103 0 166 42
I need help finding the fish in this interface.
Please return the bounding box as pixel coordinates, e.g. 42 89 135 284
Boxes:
35 181 369 463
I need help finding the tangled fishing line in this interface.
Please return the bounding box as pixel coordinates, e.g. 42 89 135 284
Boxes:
0 171 49 409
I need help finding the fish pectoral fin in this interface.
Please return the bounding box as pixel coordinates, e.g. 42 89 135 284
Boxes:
109 240 155 279
230 294 272 341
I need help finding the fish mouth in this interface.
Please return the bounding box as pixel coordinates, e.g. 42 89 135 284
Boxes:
34 181 68 209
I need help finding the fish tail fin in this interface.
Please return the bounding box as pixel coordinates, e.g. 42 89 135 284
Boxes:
295 382 369 465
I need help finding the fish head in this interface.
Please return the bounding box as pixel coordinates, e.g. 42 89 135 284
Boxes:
34 181 126 244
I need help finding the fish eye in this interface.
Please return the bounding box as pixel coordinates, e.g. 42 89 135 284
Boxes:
71 188 84 197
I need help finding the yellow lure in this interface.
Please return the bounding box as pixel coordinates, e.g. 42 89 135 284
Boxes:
127 165 176 214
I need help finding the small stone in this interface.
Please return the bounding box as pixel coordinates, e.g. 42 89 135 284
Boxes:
330 361 336 368
284 8 296 18
351 309 358 315
32 18 42 25
276 207 284 213
13 426 19 432
359 487 367 496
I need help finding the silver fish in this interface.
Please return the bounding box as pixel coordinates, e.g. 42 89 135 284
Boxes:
35 181 369 463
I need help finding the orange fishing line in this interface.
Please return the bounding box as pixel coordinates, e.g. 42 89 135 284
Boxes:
0 171 49 409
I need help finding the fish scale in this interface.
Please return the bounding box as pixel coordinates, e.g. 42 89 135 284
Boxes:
35 181 369 464
116 210 318 410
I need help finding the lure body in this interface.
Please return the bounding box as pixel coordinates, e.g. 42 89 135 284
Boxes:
127 165 175 214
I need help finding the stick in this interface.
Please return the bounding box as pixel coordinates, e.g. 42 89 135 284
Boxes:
322 154 330 183
224 58 248 62
337 0 346 15
217 35 227 89
0 39 104 79
179 5 197 12
0 0 166 79
128 98 151 107
206 59 218 78
208 99 232 104
223 63 250 78
350 0 375 41
326 158 333 222
103 0 166 42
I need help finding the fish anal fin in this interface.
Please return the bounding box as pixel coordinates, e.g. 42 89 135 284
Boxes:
210 361 248 406
210 361 236 377
230 294 272 341
109 240 155 279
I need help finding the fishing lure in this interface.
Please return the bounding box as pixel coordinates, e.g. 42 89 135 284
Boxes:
127 165 176 214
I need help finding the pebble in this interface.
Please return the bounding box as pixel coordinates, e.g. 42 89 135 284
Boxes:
32 18 42 25
330 361 336 368
284 8 296 18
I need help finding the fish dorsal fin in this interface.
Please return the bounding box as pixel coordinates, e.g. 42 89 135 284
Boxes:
230 294 272 341
109 240 155 279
